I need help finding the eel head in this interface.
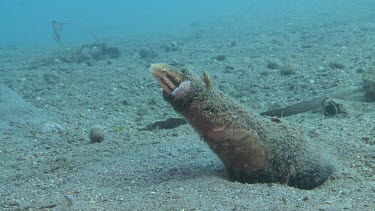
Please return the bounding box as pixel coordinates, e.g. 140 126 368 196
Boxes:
150 63 191 99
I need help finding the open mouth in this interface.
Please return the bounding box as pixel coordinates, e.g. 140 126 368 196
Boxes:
150 63 183 94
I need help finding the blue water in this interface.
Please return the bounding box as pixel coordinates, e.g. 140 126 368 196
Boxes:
0 0 374 47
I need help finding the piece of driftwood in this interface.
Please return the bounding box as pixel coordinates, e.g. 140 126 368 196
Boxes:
260 86 363 117
141 117 187 130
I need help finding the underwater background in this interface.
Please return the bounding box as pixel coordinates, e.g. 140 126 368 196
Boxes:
1 0 375 210
1 0 375 47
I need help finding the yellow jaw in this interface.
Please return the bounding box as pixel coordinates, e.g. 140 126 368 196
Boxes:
150 63 184 94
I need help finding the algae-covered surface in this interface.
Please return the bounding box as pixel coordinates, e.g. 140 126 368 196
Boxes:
1 20 375 210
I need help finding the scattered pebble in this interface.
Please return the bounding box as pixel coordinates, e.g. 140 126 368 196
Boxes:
64 194 74 207
266 59 283 70
213 54 226 61
328 61 345 69
89 125 105 143
43 72 60 85
53 58 62 64
280 64 298 75
163 41 179 52
40 122 65 133
363 70 375 100
139 48 158 59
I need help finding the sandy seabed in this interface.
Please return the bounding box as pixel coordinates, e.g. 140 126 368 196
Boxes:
1 21 374 210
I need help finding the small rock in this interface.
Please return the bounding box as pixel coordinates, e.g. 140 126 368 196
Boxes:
164 41 179 52
105 47 121 59
213 55 226 61
3 200 19 207
224 65 235 73
328 61 345 69
64 195 74 207
363 70 375 100
53 58 62 64
136 107 148 116
356 67 365 73
139 48 158 59
80 45 101 60
280 64 298 75
89 125 105 143
266 59 282 70
43 72 60 85
303 196 309 201
40 122 65 133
